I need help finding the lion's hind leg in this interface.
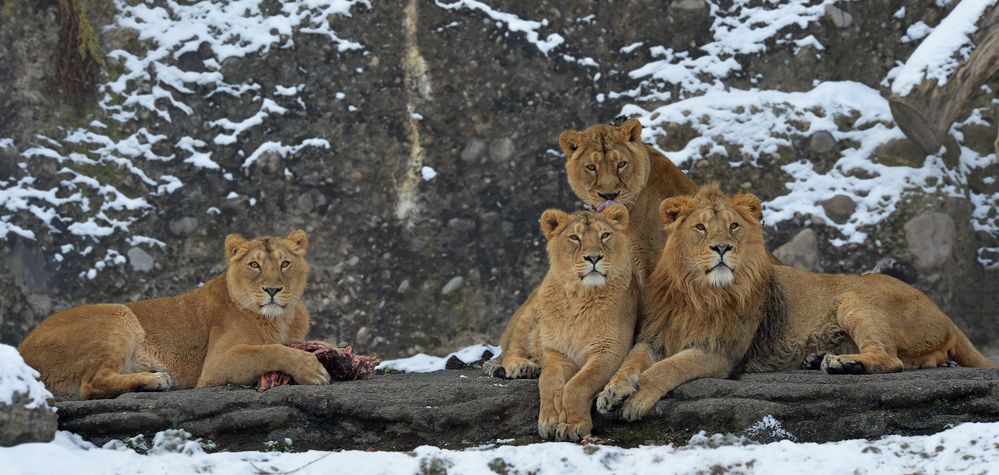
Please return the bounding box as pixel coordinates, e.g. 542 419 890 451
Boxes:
74 305 173 399
821 295 904 375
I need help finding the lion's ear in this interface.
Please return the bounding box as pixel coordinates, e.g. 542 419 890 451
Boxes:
620 117 643 143
540 209 569 241
659 197 694 224
558 130 583 158
286 229 308 255
225 233 248 260
601 203 629 229
730 193 763 222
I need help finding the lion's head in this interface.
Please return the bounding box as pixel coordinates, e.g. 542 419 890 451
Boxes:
559 118 652 209
539 204 631 290
224 230 309 318
658 184 768 290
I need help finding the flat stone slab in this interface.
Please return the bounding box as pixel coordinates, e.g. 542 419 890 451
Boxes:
55 368 999 451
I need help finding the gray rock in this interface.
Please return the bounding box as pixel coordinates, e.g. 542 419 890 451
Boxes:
904 212 956 271
824 4 853 28
773 228 820 271
669 0 708 12
168 217 199 237
808 130 837 154
447 218 475 233
488 138 515 162
460 139 486 163
297 189 328 214
127 247 155 273
1 393 57 446
441 276 464 295
819 194 856 224
52 368 999 451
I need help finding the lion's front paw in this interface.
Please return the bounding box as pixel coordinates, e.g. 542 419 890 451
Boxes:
556 419 592 442
820 354 865 375
538 411 560 440
802 352 828 370
145 372 174 391
620 388 662 422
289 354 331 385
481 359 505 377
596 375 639 415
504 358 540 379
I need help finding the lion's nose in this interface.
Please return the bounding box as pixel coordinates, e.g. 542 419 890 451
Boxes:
597 191 619 201
264 287 283 298
584 254 604 265
710 244 733 257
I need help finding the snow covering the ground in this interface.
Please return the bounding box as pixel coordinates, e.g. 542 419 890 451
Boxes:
0 344 53 410
4 422 999 474
377 343 500 372
891 0 997 96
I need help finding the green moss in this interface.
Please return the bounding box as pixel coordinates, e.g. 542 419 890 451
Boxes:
72 0 105 67
606 419 683 447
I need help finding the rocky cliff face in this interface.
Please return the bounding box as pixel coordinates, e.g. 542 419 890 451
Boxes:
1 0 997 357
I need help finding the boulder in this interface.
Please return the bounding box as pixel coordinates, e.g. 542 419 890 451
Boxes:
1 345 57 446
904 212 956 271
773 228 820 271
54 367 999 451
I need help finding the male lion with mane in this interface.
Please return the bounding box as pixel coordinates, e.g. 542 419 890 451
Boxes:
19 230 331 399
486 118 696 378
597 184 998 421
503 205 639 441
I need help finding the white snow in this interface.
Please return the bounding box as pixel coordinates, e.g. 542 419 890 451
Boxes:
4 422 999 474
377 343 500 373
433 0 565 55
0 344 53 410
420 166 438 181
891 0 998 96
901 21 934 43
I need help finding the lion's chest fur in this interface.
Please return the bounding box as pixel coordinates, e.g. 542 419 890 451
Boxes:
537 276 638 368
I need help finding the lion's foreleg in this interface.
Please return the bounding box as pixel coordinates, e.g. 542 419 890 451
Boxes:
620 348 730 421
596 342 657 414
537 350 577 440
496 299 542 379
197 343 330 387
557 353 623 441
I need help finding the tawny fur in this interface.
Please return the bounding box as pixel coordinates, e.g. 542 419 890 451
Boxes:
18 230 331 399
497 205 640 441
488 118 696 379
597 184 999 421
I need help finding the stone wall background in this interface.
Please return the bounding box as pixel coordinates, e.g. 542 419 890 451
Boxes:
1 0 997 358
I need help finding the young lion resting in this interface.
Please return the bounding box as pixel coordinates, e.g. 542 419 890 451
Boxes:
597 184 998 421
508 205 640 441
18 230 330 399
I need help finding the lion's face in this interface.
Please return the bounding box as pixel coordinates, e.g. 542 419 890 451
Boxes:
659 185 766 288
540 204 631 290
224 230 309 318
560 118 652 209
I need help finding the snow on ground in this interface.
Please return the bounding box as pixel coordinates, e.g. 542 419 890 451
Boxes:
0 344 53 410
377 343 499 372
4 422 999 474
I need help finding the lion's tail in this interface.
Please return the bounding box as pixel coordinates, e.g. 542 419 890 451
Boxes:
952 328 999 368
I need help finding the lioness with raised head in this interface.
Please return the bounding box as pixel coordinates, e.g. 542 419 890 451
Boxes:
487 118 696 378
597 184 998 421
19 230 331 399
509 205 640 441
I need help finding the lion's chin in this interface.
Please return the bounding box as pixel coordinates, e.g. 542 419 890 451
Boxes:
706 267 735 287
257 303 287 319
581 273 607 288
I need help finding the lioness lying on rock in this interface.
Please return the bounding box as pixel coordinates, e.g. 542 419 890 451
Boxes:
19 230 330 399
494 205 640 441
598 184 999 421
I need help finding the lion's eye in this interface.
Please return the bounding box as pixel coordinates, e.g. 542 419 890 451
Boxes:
569 234 581 242
585 164 596 172
601 232 611 240
617 161 627 169
695 224 706 231
281 261 291 269
249 262 260 269
730 222 739 230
